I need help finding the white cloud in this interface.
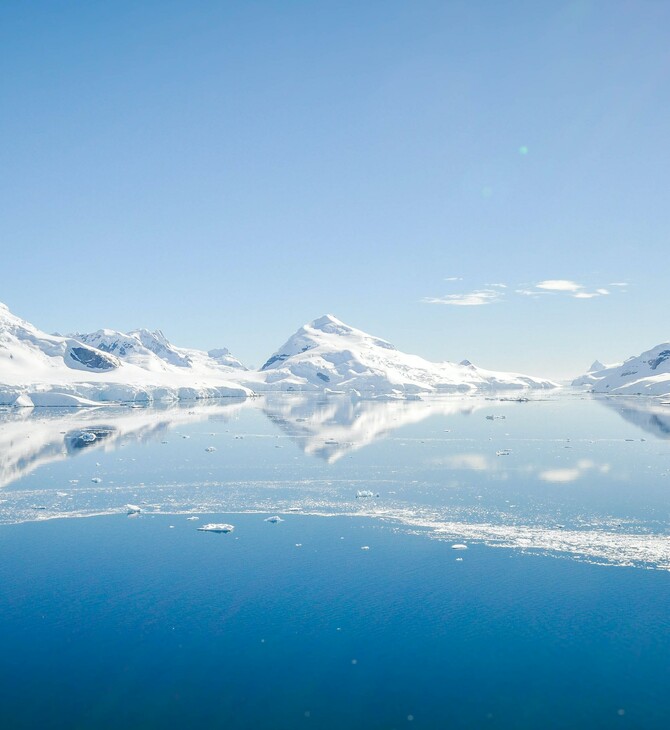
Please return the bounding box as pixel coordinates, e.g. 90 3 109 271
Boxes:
609 282 628 287
444 276 463 282
488 283 508 288
423 289 502 306
536 279 583 292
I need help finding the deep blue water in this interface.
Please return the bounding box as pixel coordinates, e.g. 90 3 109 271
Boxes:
1 513 670 729
1 394 670 728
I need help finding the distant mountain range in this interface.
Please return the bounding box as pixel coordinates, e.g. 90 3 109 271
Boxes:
0 302 559 406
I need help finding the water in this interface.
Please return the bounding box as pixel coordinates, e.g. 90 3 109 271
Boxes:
1 393 670 728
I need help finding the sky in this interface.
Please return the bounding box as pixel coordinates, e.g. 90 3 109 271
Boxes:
1 0 668 378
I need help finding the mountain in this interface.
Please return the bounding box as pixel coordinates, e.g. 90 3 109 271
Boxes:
257 314 557 395
0 302 251 406
74 328 247 373
1 304 558 406
573 343 670 395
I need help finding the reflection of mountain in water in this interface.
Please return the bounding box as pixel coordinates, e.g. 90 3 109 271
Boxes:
0 399 247 489
263 395 483 463
598 397 670 439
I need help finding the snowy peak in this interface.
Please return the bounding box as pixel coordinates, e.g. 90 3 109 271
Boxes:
573 342 670 395
261 314 396 372
259 314 556 394
76 327 247 372
130 329 193 368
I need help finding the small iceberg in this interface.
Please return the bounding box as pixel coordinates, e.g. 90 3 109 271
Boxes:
205 446 216 452
496 449 512 456
186 516 199 521
126 504 141 514
356 490 378 498
91 477 102 483
198 523 235 533
264 516 284 523
451 543 468 550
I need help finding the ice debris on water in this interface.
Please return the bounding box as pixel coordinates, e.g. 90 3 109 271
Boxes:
126 504 141 514
496 449 511 456
186 516 199 521
451 543 468 550
91 477 102 483
205 446 216 452
264 516 284 523
197 523 235 533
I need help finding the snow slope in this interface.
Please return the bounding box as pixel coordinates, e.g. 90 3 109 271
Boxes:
256 315 557 395
0 303 251 405
573 343 670 396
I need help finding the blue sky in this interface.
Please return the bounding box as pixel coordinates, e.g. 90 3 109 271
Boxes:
1 1 668 378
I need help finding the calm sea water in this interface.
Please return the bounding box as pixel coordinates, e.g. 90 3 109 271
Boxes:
1 393 669 728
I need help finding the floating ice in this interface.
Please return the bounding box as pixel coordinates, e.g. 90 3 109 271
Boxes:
126 504 141 514
356 490 377 498
451 543 468 550
197 523 235 533
264 515 284 523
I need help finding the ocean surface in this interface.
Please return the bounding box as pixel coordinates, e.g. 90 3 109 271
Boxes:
1 393 669 728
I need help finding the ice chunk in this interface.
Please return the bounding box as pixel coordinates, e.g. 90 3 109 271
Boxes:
197 523 235 533
264 515 284 523
356 490 377 498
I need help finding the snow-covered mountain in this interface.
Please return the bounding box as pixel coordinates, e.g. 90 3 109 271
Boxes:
257 314 557 395
74 328 247 373
573 343 670 396
1 304 557 406
0 302 251 406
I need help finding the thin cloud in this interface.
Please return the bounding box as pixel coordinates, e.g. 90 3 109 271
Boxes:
444 276 463 282
423 289 502 306
610 282 628 287
426 278 622 308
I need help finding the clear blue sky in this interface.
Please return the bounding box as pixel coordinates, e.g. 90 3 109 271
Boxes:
1 1 668 378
